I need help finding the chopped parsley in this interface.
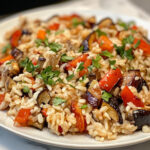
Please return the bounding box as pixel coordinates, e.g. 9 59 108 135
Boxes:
102 91 112 102
55 30 64 35
22 86 30 94
118 19 135 30
40 66 60 86
124 48 133 60
77 62 84 71
61 54 74 62
100 50 113 58
88 65 93 72
81 104 88 109
66 74 74 81
114 44 134 60
79 75 87 82
78 45 84 52
35 39 42 47
20 57 39 74
122 35 134 46
46 30 51 35
95 29 107 37
49 42 62 52
92 54 101 69
109 60 116 69
72 18 85 27
2 43 11 54
53 97 66 106
43 38 49 47
134 40 140 49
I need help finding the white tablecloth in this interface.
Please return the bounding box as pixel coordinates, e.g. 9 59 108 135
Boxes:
1 0 150 149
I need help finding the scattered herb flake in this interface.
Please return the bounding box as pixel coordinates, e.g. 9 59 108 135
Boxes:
92 54 101 68
81 104 88 109
61 54 74 62
95 29 107 37
122 35 134 46
134 40 140 49
22 86 30 94
49 42 62 52
46 30 51 35
66 74 74 81
124 48 134 60
72 18 85 27
100 50 113 58
55 30 64 35
2 43 11 54
53 97 66 106
88 65 93 72
79 75 87 82
78 45 84 52
77 62 84 71
109 60 116 69
35 39 42 47
102 91 112 102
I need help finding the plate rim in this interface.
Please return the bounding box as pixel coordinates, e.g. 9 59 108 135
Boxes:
0 6 150 149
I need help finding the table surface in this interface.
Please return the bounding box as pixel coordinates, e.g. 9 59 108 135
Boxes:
1 0 150 149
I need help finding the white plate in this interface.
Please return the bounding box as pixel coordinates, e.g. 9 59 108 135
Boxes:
0 7 150 149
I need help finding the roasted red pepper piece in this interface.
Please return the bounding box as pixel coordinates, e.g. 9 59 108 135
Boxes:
71 101 86 133
14 109 31 126
98 35 114 51
99 68 122 92
131 25 138 30
10 29 22 47
121 86 144 107
0 55 14 65
48 23 60 30
0 94 5 104
37 29 46 40
65 53 89 70
79 59 92 77
133 38 150 55
41 108 48 117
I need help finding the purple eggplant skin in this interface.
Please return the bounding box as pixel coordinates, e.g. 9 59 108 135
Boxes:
123 70 149 92
133 109 150 130
104 96 123 124
22 29 31 35
45 14 58 22
11 48 23 61
86 73 96 88
84 91 101 108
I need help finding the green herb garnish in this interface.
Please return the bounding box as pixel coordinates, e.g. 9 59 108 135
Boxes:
40 66 60 86
77 62 84 71
22 86 30 94
81 104 88 109
2 43 11 54
35 39 43 47
100 50 113 58
20 57 39 74
88 65 93 72
55 30 64 35
109 60 116 69
118 20 135 30
49 42 62 52
114 44 134 60
53 97 66 106
66 74 74 81
79 75 87 82
102 91 112 102
122 35 134 46
92 54 101 68
78 45 84 52
46 30 51 35
95 29 107 37
134 40 140 49
61 54 74 62
72 18 85 27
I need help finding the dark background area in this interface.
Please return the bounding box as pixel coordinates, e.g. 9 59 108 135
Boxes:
0 0 67 15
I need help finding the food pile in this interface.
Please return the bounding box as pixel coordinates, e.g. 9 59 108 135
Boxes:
0 14 150 141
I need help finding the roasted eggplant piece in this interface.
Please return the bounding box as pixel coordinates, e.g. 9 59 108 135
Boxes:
37 89 51 106
86 73 96 88
84 91 100 108
27 120 44 130
22 29 31 35
45 14 58 22
37 57 46 71
102 96 123 124
81 31 96 52
123 70 149 92
5 77 16 92
97 18 113 29
11 48 23 61
133 109 150 130
10 61 20 75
